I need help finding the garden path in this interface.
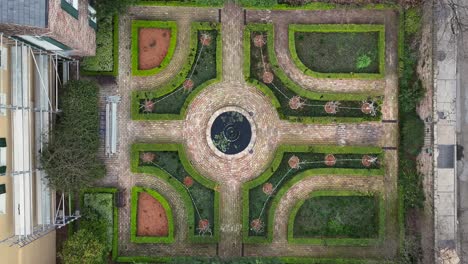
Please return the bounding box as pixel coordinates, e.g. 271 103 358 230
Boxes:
97 2 399 260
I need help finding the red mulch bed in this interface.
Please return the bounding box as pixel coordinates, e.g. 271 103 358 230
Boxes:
138 28 171 70
137 192 169 237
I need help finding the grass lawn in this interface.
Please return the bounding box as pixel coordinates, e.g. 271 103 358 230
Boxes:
293 195 379 238
139 151 215 235
294 31 380 74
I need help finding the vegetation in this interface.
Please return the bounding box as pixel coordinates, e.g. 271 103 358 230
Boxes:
245 24 383 123
132 22 222 120
137 0 225 6
59 228 107 264
294 32 379 73
236 0 277 7
95 0 136 17
138 30 218 114
131 143 220 243
41 80 105 193
397 6 425 263
82 15 118 75
170 257 283 264
292 195 379 238
131 20 178 76
131 187 175 243
82 192 115 250
289 24 385 79
398 7 425 211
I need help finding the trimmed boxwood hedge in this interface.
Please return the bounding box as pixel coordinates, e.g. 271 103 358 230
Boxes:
130 186 175 243
136 0 224 7
242 145 384 244
131 20 178 76
132 22 222 120
287 190 385 246
289 24 385 79
131 143 220 243
79 188 119 261
244 23 383 124
81 15 119 76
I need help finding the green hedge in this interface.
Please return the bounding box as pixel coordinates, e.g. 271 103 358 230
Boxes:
132 22 222 120
242 145 384 244
243 23 383 124
79 188 119 261
242 1 397 11
289 24 385 79
136 0 224 7
131 143 220 243
131 20 178 76
287 190 385 246
130 186 175 243
81 15 119 76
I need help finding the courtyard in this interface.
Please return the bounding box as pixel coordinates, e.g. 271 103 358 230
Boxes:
83 2 401 263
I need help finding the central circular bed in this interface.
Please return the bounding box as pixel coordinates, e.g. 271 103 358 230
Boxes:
206 106 257 159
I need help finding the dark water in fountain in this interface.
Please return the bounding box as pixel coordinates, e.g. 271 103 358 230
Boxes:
210 111 252 155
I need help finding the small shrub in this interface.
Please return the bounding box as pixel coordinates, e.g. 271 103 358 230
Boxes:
401 114 424 157
356 54 372 69
404 8 422 35
59 229 107 264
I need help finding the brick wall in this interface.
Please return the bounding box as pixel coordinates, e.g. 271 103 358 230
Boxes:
47 0 96 56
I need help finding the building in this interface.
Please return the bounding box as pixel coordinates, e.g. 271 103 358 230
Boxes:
0 0 96 263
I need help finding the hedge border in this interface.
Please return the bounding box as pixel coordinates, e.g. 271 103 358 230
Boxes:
287 190 385 246
136 0 224 7
131 22 222 120
242 145 384 244
243 23 383 124
131 20 178 76
79 187 119 261
242 2 398 11
81 15 119 76
288 24 386 79
130 143 220 243
130 186 175 243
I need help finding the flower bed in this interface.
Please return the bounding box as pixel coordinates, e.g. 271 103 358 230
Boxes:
131 187 174 243
244 24 382 123
288 190 384 246
289 24 385 79
132 22 222 120
131 143 219 243
131 20 178 76
242 145 384 243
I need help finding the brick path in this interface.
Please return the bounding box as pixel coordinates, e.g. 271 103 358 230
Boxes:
94 2 400 260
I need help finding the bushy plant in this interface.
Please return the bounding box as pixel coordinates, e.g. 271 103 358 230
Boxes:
236 0 277 7
59 229 107 264
356 54 371 69
404 7 422 35
82 16 114 72
400 114 424 156
41 80 105 193
95 0 136 17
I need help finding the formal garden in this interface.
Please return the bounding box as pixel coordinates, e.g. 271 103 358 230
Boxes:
45 1 428 264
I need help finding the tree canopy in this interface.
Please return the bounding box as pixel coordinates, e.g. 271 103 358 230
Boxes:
40 80 105 193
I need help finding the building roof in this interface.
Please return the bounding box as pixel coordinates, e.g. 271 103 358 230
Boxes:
0 0 48 28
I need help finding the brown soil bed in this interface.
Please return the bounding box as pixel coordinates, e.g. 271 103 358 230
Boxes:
137 192 169 237
138 28 171 70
